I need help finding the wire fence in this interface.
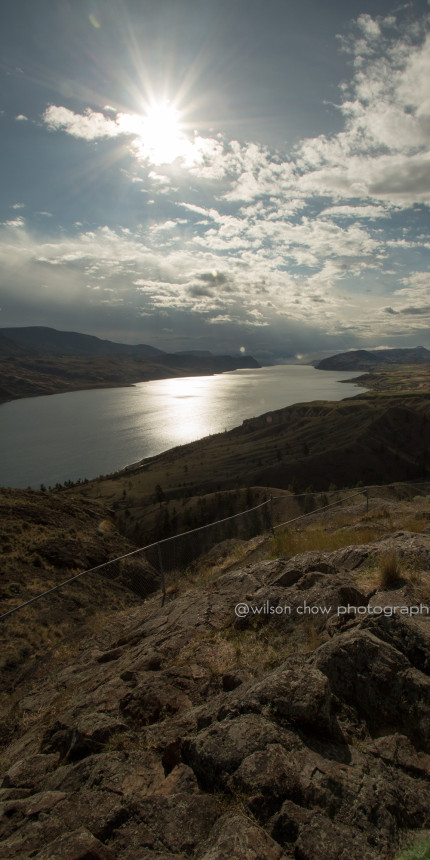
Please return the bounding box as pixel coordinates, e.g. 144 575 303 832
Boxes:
1 480 430 622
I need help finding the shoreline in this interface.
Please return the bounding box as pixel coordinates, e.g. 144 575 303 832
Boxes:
0 364 261 408
0 367 368 490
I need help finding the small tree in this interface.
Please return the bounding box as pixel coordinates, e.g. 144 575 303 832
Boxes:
155 484 165 507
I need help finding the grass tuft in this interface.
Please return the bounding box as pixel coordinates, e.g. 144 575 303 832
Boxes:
378 550 403 588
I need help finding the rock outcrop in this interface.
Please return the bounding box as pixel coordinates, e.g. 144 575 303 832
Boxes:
1 531 430 859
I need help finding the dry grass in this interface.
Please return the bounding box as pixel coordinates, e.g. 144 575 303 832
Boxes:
378 551 403 588
270 525 378 558
401 514 429 533
166 624 297 678
222 625 296 672
306 625 325 652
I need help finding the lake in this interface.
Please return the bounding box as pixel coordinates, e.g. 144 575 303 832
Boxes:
0 365 365 489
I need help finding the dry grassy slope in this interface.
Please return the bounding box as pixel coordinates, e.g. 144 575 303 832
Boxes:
0 488 152 696
66 394 430 545
1 515 430 858
0 355 183 403
0 352 258 404
352 364 430 394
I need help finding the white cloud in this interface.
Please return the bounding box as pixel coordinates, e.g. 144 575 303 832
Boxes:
356 13 381 39
150 220 179 233
319 204 390 219
43 106 121 140
148 171 170 186
8 6 428 351
294 14 430 206
2 217 25 228
42 105 230 170
40 13 430 210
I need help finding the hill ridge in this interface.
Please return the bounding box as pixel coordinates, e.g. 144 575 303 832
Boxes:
317 346 430 371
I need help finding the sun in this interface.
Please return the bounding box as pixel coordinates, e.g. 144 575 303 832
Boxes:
141 101 190 165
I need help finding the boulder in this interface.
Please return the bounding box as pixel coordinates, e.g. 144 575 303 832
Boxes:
34 828 114 859
199 812 286 859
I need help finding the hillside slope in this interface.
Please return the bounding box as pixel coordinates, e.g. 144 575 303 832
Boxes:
1 526 430 859
0 488 159 695
0 327 164 358
0 327 259 404
317 346 430 371
67 393 430 549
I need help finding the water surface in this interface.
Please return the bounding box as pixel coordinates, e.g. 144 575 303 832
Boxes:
0 365 365 488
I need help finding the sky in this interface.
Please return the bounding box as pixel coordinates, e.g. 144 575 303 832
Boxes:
0 0 429 360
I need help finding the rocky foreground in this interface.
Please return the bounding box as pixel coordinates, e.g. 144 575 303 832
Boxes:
1 531 430 859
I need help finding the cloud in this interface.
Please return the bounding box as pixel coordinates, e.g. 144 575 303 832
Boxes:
43 106 121 140
40 9 430 211
42 105 228 169
5 5 429 354
2 217 25 228
399 305 430 315
319 204 390 219
198 272 228 285
293 13 430 206
356 13 381 39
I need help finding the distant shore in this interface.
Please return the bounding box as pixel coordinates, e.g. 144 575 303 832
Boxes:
0 353 260 406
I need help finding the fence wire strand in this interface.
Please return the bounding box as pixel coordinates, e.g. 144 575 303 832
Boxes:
1 480 429 621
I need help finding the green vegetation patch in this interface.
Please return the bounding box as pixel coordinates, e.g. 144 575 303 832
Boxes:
396 836 430 859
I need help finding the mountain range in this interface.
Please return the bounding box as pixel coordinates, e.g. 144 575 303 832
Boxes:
316 346 430 371
0 327 259 404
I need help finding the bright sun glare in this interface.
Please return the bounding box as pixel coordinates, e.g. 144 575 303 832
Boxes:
141 101 189 165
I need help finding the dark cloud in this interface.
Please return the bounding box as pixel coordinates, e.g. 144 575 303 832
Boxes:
188 286 214 298
400 305 430 315
385 304 430 316
197 272 228 285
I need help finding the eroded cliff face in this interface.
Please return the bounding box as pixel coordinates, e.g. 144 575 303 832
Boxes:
1 530 430 860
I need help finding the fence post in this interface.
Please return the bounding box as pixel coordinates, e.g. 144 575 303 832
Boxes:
157 543 166 606
269 496 275 536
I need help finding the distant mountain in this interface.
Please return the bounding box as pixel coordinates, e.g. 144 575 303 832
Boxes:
0 326 164 358
0 332 28 356
0 326 260 404
317 346 430 371
175 350 213 357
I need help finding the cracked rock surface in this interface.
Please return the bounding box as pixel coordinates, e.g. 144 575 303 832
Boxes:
1 531 430 859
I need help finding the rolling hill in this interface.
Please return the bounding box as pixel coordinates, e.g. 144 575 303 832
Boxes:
316 346 430 371
0 327 260 404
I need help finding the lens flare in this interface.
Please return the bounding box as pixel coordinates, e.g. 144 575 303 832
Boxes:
89 13 101 28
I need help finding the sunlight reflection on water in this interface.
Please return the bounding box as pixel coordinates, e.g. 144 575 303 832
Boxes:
0 365 364 488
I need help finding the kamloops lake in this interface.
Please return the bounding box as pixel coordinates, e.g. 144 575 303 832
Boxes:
0 365 365 489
